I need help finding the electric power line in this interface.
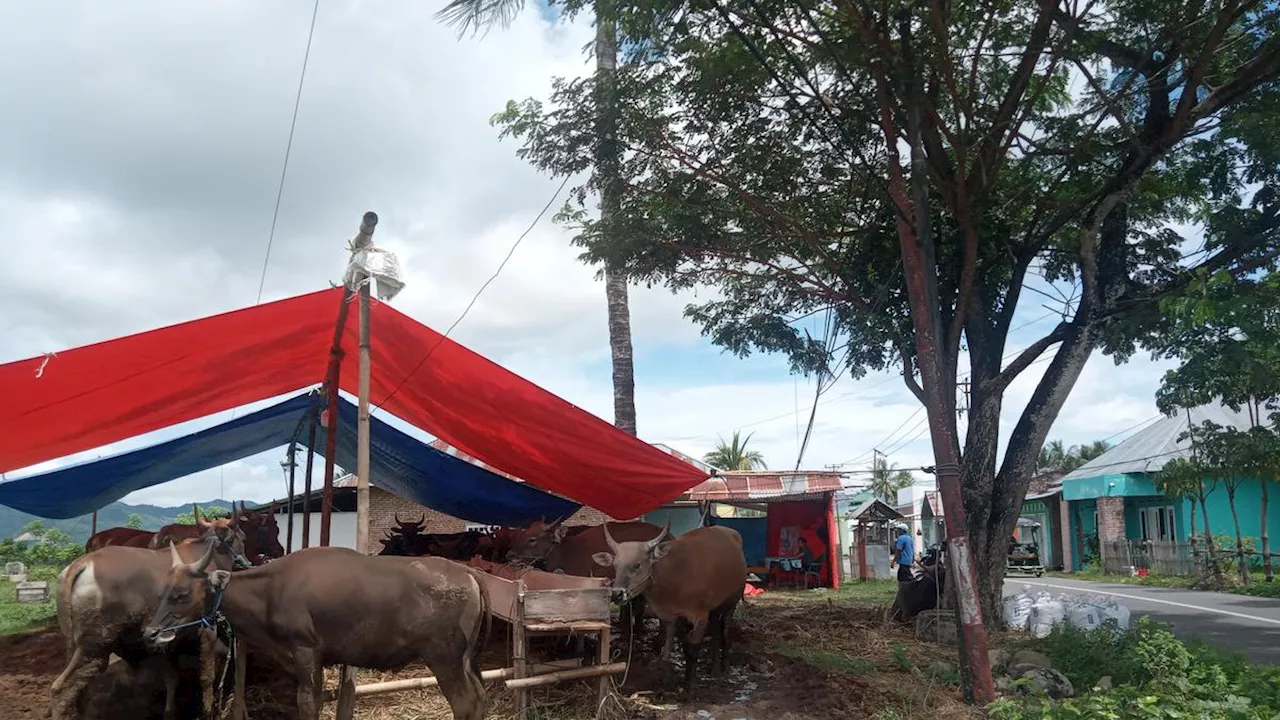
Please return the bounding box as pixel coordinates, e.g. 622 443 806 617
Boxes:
372 174 573 415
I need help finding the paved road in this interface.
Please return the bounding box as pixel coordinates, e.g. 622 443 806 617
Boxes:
1002 576 1280 665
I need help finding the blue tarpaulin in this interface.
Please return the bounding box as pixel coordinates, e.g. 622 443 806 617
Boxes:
0 393 581 526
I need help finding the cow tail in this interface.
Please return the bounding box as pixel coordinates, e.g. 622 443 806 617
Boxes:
469 568 492 681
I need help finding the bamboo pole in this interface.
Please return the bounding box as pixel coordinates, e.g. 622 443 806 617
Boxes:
336 210 379 720
284 441 297 554
301 421 317 549
320 660 585 702
319 277 354 548
91 510 97 537
505 662 627 691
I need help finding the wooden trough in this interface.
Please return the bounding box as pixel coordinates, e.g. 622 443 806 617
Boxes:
329 558 625 720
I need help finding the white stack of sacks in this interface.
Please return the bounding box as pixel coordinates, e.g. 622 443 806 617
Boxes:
1003 587 1132 636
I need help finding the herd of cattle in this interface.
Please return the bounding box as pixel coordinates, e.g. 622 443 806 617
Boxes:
51 505 748 720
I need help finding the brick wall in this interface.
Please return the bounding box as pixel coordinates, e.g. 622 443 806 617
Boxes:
365 487 617 554
1097 496 1127 567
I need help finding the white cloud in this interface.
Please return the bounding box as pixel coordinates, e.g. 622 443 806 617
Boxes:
0 1 1180 512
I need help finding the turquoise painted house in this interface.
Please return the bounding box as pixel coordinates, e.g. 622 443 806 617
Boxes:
1060 403 1280 573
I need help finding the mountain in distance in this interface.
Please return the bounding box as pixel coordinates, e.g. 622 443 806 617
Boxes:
0 499 239 545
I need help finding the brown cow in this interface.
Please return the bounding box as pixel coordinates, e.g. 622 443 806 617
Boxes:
52 533 247 720
593 522 746 692
84 527 155 553
507 518 666 643
144 545 491 720
235 501 285 564
150 504 242 552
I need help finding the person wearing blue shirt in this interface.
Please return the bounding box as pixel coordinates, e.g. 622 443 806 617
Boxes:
891 525 915 583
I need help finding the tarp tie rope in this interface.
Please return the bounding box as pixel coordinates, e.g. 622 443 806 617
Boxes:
34 352 56 379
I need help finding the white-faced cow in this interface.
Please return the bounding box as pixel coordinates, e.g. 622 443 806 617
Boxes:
52 531 250 720
144 545 491 720
593 521 746 692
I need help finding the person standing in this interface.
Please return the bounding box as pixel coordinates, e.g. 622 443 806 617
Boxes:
890 525 914 583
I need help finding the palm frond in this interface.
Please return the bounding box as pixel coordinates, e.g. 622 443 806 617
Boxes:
435 0 527 38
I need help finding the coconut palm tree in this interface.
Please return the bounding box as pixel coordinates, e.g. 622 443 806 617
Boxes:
1037 438 1111 473
703 431 768 471
870 455 914 505
435 0 637 437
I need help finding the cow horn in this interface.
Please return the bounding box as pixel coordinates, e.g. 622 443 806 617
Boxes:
416 513 426 526
169 541 183 568
646 519 671 551
394 513 404 526
602 522 620 553
193 538 217 574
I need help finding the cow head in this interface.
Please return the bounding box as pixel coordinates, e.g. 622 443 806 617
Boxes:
393 513 426 537
378 530 406 556
237 501 285 562
194 504 248 560
506 517 570 566
592 519 671 597
145 540 230 647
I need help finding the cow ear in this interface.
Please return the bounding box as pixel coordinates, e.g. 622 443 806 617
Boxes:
591 552 614 568
208 569 231 592
651 541 673 561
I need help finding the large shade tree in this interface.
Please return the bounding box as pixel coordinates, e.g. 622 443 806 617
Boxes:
494 0 1280 699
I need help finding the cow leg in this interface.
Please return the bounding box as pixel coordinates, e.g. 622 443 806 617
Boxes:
293 648 322 720
163 651 181 720
198 628 217 719
50 647 104 720
679 618 709 694
659 620 676 662
429 658 486 720
712 597 740 677
625 596 648 647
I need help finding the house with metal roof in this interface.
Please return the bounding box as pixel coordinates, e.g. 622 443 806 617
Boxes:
1058 402 1280 573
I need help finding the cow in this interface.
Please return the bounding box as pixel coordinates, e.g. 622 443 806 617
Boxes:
143 545 491 720
234 501 285 564
592 521 746 693
52 530 251 720
378 529 488 561
150 505 240 551
888 562 946 623
507 518 667 644
84 527 155 553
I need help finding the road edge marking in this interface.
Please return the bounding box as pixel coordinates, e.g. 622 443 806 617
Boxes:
1015 580 1280 626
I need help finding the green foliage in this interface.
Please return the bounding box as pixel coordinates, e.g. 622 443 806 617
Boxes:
702 430 767 471
0 524 82 570
173 505 231 526
0 566 60 636
125 513 143 529
992 619 1280 719
870 456 915 504
1038 439 1112 474
493 0 1280 618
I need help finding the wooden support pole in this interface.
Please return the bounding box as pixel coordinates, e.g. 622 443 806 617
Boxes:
320 660 585 702
285 442 297 554
337 210 378 720
513 580 529 720
505 662 627 691
596 621 613 712
301 420 317 550
90 510 97 537
319 282 353 548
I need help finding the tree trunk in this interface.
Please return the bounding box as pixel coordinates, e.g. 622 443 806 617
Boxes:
1188 497 1199 570
1227 487 1251 585
1199 486 1222 583
1262 476 1272 582
594 0 636 438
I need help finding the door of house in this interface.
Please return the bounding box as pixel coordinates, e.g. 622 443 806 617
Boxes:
1139 505 1177 542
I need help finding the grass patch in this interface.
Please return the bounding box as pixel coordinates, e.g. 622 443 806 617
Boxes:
1228 580 1280 598
0 566 59 637
775 643 879 675
1046 570 1196 589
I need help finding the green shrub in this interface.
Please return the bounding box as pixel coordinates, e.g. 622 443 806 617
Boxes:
991 618 1280 719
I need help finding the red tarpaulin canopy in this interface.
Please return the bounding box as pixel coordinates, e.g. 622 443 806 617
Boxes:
0 288 707 519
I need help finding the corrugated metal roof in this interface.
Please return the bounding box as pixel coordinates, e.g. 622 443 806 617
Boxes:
1061 403 1260 482
683 471 843 502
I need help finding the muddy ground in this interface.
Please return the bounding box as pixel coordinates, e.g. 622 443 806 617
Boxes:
0 589 977 719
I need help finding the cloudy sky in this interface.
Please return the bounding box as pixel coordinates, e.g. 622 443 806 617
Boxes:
0 0 1177 518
